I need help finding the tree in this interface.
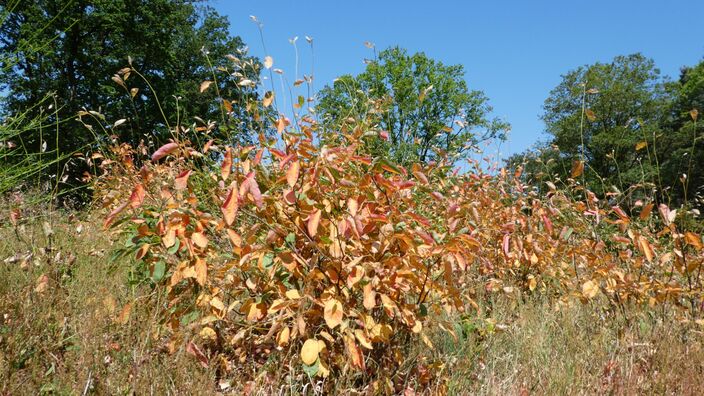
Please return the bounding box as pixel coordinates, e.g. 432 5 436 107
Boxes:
534 54 672 198
0 0 261 183
316 46 508 165
659 60 704 207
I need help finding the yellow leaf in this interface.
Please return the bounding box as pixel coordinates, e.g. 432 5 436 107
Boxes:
323 298 343 329
581 280 599 299
691 109 699 121
527 275 537 291
635 141 648 151
285 289 301 299
301 339 319 365
263 91 274 107
585 109 596 122
276 326 290 347
354 329 373 350
200 80 213 93
264 55 273 69
199 326 217 341
191 232 208 248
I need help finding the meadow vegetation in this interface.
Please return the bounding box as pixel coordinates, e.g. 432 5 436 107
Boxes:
1 1 704 395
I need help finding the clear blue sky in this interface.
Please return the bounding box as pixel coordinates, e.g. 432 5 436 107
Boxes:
211 0 704 158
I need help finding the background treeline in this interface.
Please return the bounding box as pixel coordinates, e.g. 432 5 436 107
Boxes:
508 54 704 213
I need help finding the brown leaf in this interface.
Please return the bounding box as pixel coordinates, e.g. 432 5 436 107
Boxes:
35 274 49 293
186 341 209 368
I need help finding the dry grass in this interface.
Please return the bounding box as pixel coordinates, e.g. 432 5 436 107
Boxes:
2 210 704 395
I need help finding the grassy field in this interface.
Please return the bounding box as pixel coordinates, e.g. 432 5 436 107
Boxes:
2 209 704 395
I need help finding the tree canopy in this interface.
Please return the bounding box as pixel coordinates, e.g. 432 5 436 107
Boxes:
0 0 261 179
316 46 508 165
509 53 703 210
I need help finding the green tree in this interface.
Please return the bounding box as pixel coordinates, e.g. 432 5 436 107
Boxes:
659 61 704 207
317 46 508 165
531 54 672 198
0 0 261 181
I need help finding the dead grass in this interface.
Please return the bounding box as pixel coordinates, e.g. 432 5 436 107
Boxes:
2 210 704 395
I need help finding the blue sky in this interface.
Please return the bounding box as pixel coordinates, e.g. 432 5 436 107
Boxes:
212 0 704 159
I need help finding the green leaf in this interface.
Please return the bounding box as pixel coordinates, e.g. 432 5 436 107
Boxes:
152 261 166 282
302 358 320 377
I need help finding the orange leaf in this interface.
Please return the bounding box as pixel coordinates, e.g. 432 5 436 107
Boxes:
323 298 343 329
640 203 654 220
345 333 365 370
221 185 239 226
571 160 584 178
195 258 207 286
638 236 654 262
129 183 146 208
286 160 300 188
221 147 232 180
174 170 191 190
307 208 321 237
685 232 703 251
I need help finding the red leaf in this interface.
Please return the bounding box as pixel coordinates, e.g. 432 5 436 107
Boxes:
129 184 146 208
151 142 178 161
186 341 209 368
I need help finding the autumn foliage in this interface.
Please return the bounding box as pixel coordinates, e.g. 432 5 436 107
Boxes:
96 87 704 393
